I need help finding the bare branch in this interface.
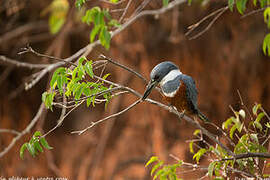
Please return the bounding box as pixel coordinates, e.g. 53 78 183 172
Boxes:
99 54 148 82
0 129 20 135
0 55 49 69
221 152 270 161
185 6 228 40
71 99 142 135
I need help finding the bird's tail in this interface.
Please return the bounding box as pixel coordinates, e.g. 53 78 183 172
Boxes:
197 110 210 122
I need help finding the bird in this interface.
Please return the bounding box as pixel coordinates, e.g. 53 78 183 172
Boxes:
141 61 209 122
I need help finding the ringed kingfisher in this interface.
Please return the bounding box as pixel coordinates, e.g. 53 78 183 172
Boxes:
142 61 209 122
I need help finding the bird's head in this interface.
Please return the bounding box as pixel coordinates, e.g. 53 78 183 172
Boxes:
142 61 180 100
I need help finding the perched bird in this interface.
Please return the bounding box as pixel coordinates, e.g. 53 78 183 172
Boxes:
142 61 209 122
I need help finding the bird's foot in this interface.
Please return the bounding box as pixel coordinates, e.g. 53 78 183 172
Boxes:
169 105 177 113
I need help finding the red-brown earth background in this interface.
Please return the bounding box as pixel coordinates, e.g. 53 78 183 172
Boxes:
0 0 270 179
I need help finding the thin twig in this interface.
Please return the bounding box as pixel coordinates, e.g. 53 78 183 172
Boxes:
18 46 78 67
241 6 270 19
71 99 141 135
221 152 270 161
99 54 148 82
0 55 49 69
186 6 228 40
0 129 20 135
119 0 132 22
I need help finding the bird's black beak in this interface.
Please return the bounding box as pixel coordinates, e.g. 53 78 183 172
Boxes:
142 80 157 100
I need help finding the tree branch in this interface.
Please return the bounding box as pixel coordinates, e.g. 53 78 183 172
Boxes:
221 152 270 161
0 103 44 158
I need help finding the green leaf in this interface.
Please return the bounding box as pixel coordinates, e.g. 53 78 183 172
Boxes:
228 0 234 11
163 0 169 6
33 131 42 138
151 161 163 176
208 161 217 178
33 141 44 153
193 129 201 136
222 117 234 129
256 112 265 123
230 124 237 139
103 9 112 20
188 0 192 5
75 83 86 100
50 71 59 88
78 56 87 66
26 143 36 157
85 61 94 78
193 148 207 163
260 0 268 8
263 33 270 56
20 143 28 159
110 0 119 3
236 0 248 14
189 141 194 153
252 103 261 115
99 27 111 50
75 0 86 9
108 19 121 28
254 121 263 131
49 15 65 34
90 25 101 42
146 156 159 167
154 169 164 180
253 0 257 6
40 137 53 150
57 75 64 94
266 122 270 129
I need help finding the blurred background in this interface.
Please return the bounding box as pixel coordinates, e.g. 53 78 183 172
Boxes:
0 0 269 179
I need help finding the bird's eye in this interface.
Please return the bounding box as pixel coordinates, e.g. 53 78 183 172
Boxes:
153 75 159 81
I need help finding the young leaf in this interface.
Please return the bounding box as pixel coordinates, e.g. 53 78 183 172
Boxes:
85 61 94 78
230 124 237 139
75 0 86 9
34 141 44 153
90 25 101 42
228 0 234 11
33 131 42 138
193 129 201 136
163 0 169 6
193 148 207 163
151 161 163 176
146 156 159 167
153 169 164 180
222 117 234 130
208 161 217 178
40 137 53 149
255 112 265 123
189 141 194 153
20 143 28 159
263 33 270 56
252 103 261 115
26 143 36 157
236 0 248 14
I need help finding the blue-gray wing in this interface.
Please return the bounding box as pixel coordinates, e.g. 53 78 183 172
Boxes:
179 74 198 111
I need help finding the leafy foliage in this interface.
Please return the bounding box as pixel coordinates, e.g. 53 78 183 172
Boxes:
145 156 183 180
20 131 53 159
42 0 70 34
226 0 270 56
147 104 270 179
81 7 120 50
42 57 112 110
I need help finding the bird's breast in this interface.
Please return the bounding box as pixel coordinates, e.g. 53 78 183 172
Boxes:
163 81 193 114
